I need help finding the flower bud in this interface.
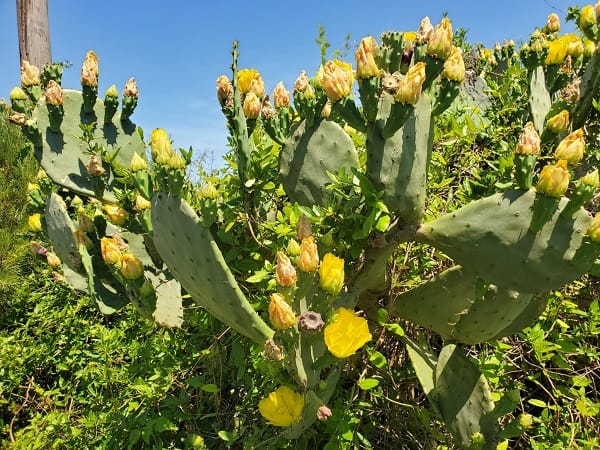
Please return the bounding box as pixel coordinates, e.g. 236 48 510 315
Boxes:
321 100 332 117
105 84 118 98
273 82 290 108
135 194 152 210
294 70 310 93
268 293 296 330
167 152 186 170
120 253 144 280
101 237 122 265
103 204 129 226
519 413 534 430
46 252 61 268
298 310 325 334
242 91 261 119
554 128 585 165
442 46 465 82
584 39 596 58
10 87 27 101
545 13 561 33
587 213 600 242
317 405 332 421
579 5 596 29
86 154 105 176
275 251 297 287
416 17 434 44
286 238 301 257
123 78 138 98
427 18 453 60
536 160 570 197
546 110 569 134
580 169 599 187
355 36 380 79
237 69 264 97
81 50 99 87
216 74 233 103
150 128 173 163
20 60 40 87
321 60 354 102
297 236 319 273
319 253 345 295
28 213 43 232
44 80 63 106
199 182 219 199
126 153 147 174
395 62 426 105
516 122 541 155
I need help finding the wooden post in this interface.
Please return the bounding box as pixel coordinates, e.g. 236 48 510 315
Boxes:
16 0 51 68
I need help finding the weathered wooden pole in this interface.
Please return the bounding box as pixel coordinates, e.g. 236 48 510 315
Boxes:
16 0 51 68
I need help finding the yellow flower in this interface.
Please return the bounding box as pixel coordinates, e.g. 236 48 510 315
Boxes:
546 110 569 134
129 152 148 172
297 236 319 273
237 69 264 97
355 36 380 79
286 238 301 257
516 122 541 155
268 293 296 330
403 31 417 46
545 13 561 33
545 36 572 65
100 237 122 265
321 60 354 102
258 386 304 427
135 194 152 210
579 5 596 29
395 62 426 105
105 84 118 98
587 213 600 242
554 128 585 165
44 80 63 106
536 160 570 198
273 82 290 108
150 128 173 164
103 204 129 226
46 252 61 268
123 78 138 98
10 87 27 101
580 169 599 188
275 251 297 287
28 213 43 232
20 60 40 87
319 253 345 295
324 307 372 358
199 182 219 199
566 36 584 58
427 18 453 60
120 253 144 280
242 92 261 119
442 46 465 83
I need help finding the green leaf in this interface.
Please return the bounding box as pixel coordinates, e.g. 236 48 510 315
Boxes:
384 323 405 336
358 378 380 390
200 383 220 393
218 430 234 442
528 399 547 408
369 350 387 369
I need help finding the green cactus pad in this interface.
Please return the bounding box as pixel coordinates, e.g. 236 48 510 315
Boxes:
279 118 359 206
32 89 145 203
418 189 600 294
528 66 551 134
150 192 274 344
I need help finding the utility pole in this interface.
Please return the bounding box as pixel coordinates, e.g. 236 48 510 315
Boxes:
16 0 51 68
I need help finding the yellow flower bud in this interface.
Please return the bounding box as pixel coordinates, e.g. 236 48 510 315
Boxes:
286 238 301 257
129 152 148 172
516 122 541 155
272 82 290 108
546 110 569 134
85 154 105 176
10 86 27 101
44 80 63 106
554 128 585 165
427 18 453 60
167 152 186 170
297 236 319 273
580 169 599 188
268 292 296 330
81 50 99 87
587 213 600 242
536 160 570 198
258 386 304 427
416 16 434 44
27 182 40 192
403 32 417 47
20 60 40 87
584 39 596 58
324 307 372 358
442 46 465 82
105 84 118 98
237 69 264 97
395 62 426 105
46 252 61 268
355 36 380 79
135 194 151 210
545 13 561 33
321 60 354 102
120 253 144 280
579 5 596 29
275 251 297 287
242 91 261 119
103 204 129 226
319 253 344 295
28 213 43 232
101 237 122 265
566 36 584 58
150 128 173 163
216 75 233 103
199 182 219 199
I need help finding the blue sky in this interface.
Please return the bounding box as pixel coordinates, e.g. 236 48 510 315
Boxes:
0 1 578 168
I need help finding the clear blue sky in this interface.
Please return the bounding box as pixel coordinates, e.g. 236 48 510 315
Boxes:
0 1 577 167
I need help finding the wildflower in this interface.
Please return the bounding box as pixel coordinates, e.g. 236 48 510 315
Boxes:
286 238 301 257
268 293 296 330
273 82 290 108
101 237 122 265
81 50 99 87
395 62 426 105
516 122 541 155
242 91 261 119
554 128 585 165
579 5 596 29
426 18 453 60
293 70 310 93
258 386 304 427
416 17 434 44
587 213 600 242
545 37 569 65
167 152 186 170
135 194 151 210
546 110 569 134
120 253 144 280
355 36 380 78
216 74 232 103
10 87 27 101
297 236 319 273
103 204 129 226
199 182 219 199
324 307 372 358
44 80 63 106
129 152 148 172
237 69 264 97
105 84 118 98
536 160 570 197
580 169 599 188
20 60 40 87
150 128 173 164
321 60 354 102
442 46 465 82
275 251 297 287
319 253 345 295
545 13 560 33
28 213 42 232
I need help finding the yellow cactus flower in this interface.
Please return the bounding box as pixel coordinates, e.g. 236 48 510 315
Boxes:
20 60 40 87
545 13 561 33
123 78 138 98
216 75 233 103
27 182 40 192
44 80 63 106
545 37 570 65
584 39 596 58
554 128 585 165
101 237 122 265
28 213 43 232
268 293 296 330
297 236 319 273
566 36 584 58
258 386 304 427
579 5 596 29
167 152 186 170
242 91 261 119
587 213 600 242
105 84 118 98
237 69 264 97
321 60 354 102
135 194 152 211
319 253 345 295
546 110 569 134
324 307 372 358
150 128 173 164
81 50 99 87
403 31 417 46
442 46 465 82
516 122 541 155
10 86 27 101
427 18 453 60
129 152 148 172
46 252 61 268
536 160 570 198
416 16 434 44
275 251 297 287
103 204 129 226
199 182 219 199
395 62 426 105
273 82 290 108
120 253 144 280
355 36 380 79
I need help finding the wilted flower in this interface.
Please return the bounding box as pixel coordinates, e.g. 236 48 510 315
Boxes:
442 46 465 82
8 112 28 126
120 253 144 280
416 16 434 44
536 160 570 197
273 82 290 108
81 50 99 87
546 110 569 133
103 204 129 226
258 386 304 427
216 74 233 103
86 154 105 176
242 91 261 119
28 213 42 232
587 213 600 242
237 69 264 97
264 338 284 361
294 70 310 93
554 128 585 165
30 241 47 256
129 152 148 172
150 128 173 164
46 252 62 268
319 253 345 295
296 215 312 240
135 194 152 210
101 237 122 265
275 251 297 287
427 18 453 60
268 292 296 330
355 36 380 78
579 5 596 29
316 405 332 421
321 100 332 117
395 62 426 105
321 60 354 102
298 310 324 334
324 307 372 358
545 13 561 33
297 236 319 273
20 60 40 87
123 78 138 98
44 80 63 106
516 122 541 155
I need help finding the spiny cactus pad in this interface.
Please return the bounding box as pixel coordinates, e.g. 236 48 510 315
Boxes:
150 192 274 344
279 118 359 206
32 89 145 203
